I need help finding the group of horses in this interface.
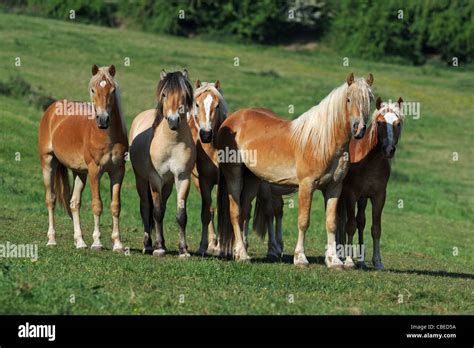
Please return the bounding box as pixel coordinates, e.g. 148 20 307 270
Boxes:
38 65 404 270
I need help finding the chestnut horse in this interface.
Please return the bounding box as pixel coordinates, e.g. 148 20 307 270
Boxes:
337 97 404 270
217 73 374 267
38 64 128 251
129 70 195 258
188 80 228 256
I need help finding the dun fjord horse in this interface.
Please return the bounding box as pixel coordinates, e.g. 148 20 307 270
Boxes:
38 65 128 251
337 97 404 270
217 73 374 268
129 70 195 258
189 80 228 256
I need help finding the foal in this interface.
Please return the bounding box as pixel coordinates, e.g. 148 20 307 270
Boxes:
189 80 228 256
339 97 404 270
129 70 195 258
38 64 128 251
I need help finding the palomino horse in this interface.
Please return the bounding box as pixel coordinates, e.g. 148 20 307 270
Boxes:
38 64 128 251
188 80 228 256
337 97 404 270
217 73 374 268
129 70 195 258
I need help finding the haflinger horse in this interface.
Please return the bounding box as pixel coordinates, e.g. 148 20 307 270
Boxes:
129 70 195 258
217 73 374 268
38 64 128 251
188 80 228 256
337 96 404 270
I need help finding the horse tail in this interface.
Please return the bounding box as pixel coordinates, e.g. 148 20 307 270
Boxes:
217 169 233 257
54 162 72 218
252 193 267 240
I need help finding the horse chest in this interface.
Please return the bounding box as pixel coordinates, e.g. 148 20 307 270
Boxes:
153 142 194 177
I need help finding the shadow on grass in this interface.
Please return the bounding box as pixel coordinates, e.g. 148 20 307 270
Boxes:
384 268 474 280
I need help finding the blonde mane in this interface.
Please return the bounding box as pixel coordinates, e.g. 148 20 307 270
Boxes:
88 66 127 136
193 82 228 127
290 78 373 165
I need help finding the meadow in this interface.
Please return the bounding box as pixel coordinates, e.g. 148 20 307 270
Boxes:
0 13 472 314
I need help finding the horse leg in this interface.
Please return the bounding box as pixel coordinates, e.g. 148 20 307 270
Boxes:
343 195 357 269
370 192 386 270
323 185 344 269
207 204 219 255
150 179 168 257
274 194 284 257
70 172 87 249
197 178 213 256
293 179 314 266
224 164 250 261
136 175 153 254
175 176 191 258
109 167 125 252
41 154 58 246
88 164 103 250
356 198 368 268
240 173 260 252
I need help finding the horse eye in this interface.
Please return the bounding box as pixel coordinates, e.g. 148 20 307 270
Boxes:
347 98 350 103
91 88 95 94
195 103 199 108
216 103 220 109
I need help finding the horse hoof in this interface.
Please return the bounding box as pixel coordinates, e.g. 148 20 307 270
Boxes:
113 244 124 253
235 253 251 262
325 255 344 270
46 240 56 247
142 247 153 255
91 243 103 251
206 245 220 257
294 253 309 267
373 260 384 270
266 252 280 262
343 257 356 269
357 261 369 270
152 249 166 257
196 246 207 256
75 240 87 249
179 252 191 259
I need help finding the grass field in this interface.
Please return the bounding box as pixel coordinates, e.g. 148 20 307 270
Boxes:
0 13 473 315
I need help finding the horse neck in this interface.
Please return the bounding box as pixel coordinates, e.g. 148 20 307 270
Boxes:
108 97 127 142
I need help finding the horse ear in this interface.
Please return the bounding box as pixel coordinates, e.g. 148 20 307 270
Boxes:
366 73 373 86
92 64 99 76
346 72 354 86
397 97 403 107
376 96 382 110
182 69 189 79
195 80 201 88
160 70 167 80
109 65 116 77
215 80 221 90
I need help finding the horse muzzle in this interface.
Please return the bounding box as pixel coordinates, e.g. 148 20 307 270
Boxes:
352 120 366 139
167 116 180 131
96 114 110 129
199 129 213 143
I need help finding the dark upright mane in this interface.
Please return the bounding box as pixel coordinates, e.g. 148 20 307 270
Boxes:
153 71 193 128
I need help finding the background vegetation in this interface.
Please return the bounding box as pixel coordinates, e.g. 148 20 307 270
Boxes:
1 0 472 65
0 12 472 314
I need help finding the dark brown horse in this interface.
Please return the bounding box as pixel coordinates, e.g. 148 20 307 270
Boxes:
337 97 404 270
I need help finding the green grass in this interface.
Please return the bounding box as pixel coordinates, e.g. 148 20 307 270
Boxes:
0 13 473 315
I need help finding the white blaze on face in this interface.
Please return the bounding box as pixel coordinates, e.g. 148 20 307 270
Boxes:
383 112 398 143
99 80 107 88
203 94 213 130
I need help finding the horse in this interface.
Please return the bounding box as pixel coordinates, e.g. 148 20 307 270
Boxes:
38 64 128 251
216 73 374 268
129 70 195 258
188 80 228 256
337 96 404 270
